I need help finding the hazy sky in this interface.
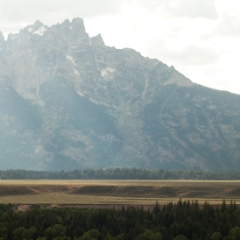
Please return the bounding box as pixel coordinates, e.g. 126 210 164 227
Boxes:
1 0 240 94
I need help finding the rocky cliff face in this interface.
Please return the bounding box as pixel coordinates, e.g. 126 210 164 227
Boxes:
0 18 240 171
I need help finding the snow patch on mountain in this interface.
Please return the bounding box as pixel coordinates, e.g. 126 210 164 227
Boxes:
66 55 76 65
101 67 115 77
27 27 33 32
33 26 46 36
74 69 79 76
77 91 83 96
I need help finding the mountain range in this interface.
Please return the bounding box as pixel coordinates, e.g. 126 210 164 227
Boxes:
0 18 240 171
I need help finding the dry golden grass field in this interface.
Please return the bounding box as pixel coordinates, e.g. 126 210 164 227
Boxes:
0 180 240 209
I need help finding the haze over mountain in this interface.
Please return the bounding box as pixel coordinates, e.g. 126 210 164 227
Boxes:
0 18 240 171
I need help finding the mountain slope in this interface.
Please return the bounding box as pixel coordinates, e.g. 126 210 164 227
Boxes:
0 18 239 171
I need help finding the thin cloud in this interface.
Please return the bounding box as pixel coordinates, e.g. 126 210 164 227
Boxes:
167 45 219 66
166 0 218 19
214 14 240 37
139 0 218 19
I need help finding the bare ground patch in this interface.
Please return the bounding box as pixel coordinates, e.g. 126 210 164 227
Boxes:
0 180 240 206
0 186 36 196
70 186 179 198
69 184 240 199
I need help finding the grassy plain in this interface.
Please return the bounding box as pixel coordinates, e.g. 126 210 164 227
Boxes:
0 180 240 207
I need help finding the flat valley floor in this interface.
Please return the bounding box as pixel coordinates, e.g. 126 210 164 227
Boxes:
0 180 240 209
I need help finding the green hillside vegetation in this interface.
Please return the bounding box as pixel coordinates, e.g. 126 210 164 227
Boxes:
1 168 240 180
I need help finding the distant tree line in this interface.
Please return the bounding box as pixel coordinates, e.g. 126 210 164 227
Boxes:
1 168 240 180
0 200 240 239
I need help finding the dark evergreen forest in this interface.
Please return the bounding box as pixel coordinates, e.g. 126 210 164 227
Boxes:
0 200 240 240
1 168 240 180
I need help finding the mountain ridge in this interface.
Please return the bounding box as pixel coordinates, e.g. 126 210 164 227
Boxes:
0 18 239 171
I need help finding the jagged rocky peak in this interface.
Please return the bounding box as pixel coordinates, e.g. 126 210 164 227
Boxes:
7 32 18 41
91 34 105 47
58 19 71 33
0 31 5 42
31 20 47 36
70 18 87 35
33 20 44 28
0 31 5 49
19 20 48 37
